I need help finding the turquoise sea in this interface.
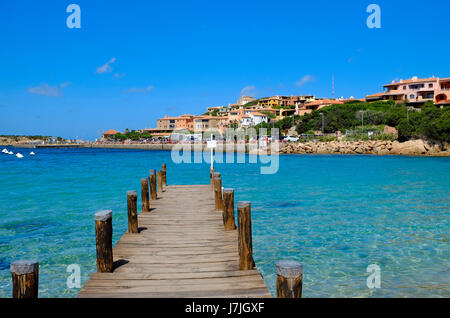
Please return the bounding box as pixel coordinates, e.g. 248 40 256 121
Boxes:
0 147 449 298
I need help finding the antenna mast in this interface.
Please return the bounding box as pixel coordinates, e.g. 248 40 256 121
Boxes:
332 74 335 99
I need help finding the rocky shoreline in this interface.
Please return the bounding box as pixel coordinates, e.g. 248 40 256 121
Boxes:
279 139 450 156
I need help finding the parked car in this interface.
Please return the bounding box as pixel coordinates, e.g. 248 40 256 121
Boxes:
283 136 299 142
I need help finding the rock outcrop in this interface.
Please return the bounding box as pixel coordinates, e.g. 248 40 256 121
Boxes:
279 139 449 156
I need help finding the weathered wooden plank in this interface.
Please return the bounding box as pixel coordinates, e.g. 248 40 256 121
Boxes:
89 270 263 280
78 288 271 298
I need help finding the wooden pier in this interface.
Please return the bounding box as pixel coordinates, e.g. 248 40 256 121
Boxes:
77 168 272 298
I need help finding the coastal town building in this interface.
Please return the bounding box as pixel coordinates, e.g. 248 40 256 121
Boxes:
238 96 257 106
157 114 194 131
245 111 269 125
102 129 119 140
295 99 344 116
206 106 229 115
257 95 298 108
193 116 225 133
366 76 450 106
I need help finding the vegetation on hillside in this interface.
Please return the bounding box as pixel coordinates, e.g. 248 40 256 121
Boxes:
253 115 300 136
295 101 450 143
108 130 152 141
243 100 259 107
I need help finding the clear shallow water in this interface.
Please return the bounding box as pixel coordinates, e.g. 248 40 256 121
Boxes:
0 147 449 298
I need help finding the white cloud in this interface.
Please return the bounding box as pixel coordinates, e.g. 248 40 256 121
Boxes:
96 58 116 74
240 85 256 97
27 83 69 97
296 75 315 87
114 73 126 79
125 85 154 94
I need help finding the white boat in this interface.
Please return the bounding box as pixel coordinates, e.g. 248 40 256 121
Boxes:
16 153 24 158
30 151 35 156
2 148 8 154
8 151 13 155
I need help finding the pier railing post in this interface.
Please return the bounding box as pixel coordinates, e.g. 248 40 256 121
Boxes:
157 171 163 194
162 163 167 186
214 176 223 211
212 172 220 196
94 210 113 273
149 169 157 200
10 260 39 298
237 201 254 270
276 260 303 298
222 188 236 230
141 178 150 212
210 167 215 185
127 191 138 233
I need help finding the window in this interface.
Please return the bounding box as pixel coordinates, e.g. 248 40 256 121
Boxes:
410 94 415 99
429 83 433 88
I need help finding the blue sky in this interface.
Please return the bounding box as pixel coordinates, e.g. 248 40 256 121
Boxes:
0 0 449 140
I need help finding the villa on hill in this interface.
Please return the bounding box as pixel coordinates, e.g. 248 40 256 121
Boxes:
366 76 450 106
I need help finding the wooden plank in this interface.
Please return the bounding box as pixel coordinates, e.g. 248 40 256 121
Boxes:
89 270 263 280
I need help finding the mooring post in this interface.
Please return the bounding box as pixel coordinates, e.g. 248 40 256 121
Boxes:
214 177 223 211
127 191 138 233
141 178 150 212
149 169 157 200
162 163 167 186
237 201 254 270
212 172 221 195
222 188 236 230
210 167 215 185
217 177 223 211
94 210 113 273
157 171 163 194
276 260 303 298
10 260 39 298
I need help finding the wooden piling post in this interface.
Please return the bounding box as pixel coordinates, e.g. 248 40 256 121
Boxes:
237 201 254 270
217 178 223 211
210 167 215 185
213 177 222 211
157 171 163 194
94 210 113 273
162 164 167 186
212 172 221 194
149 169 157 200
10 260 39 298
127 191 138 233
141 178 150 212
222 188 236 230
276 260 303 298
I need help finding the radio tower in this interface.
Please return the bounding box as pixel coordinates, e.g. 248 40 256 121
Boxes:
332 74 335 99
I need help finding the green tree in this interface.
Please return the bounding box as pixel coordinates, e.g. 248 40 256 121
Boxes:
397 119 414 142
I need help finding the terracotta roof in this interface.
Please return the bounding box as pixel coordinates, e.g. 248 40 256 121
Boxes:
384 77 438 87
251 112 268 117
304 99 343 107
103 129 119 135
194 115 222 120
366 92 385 98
